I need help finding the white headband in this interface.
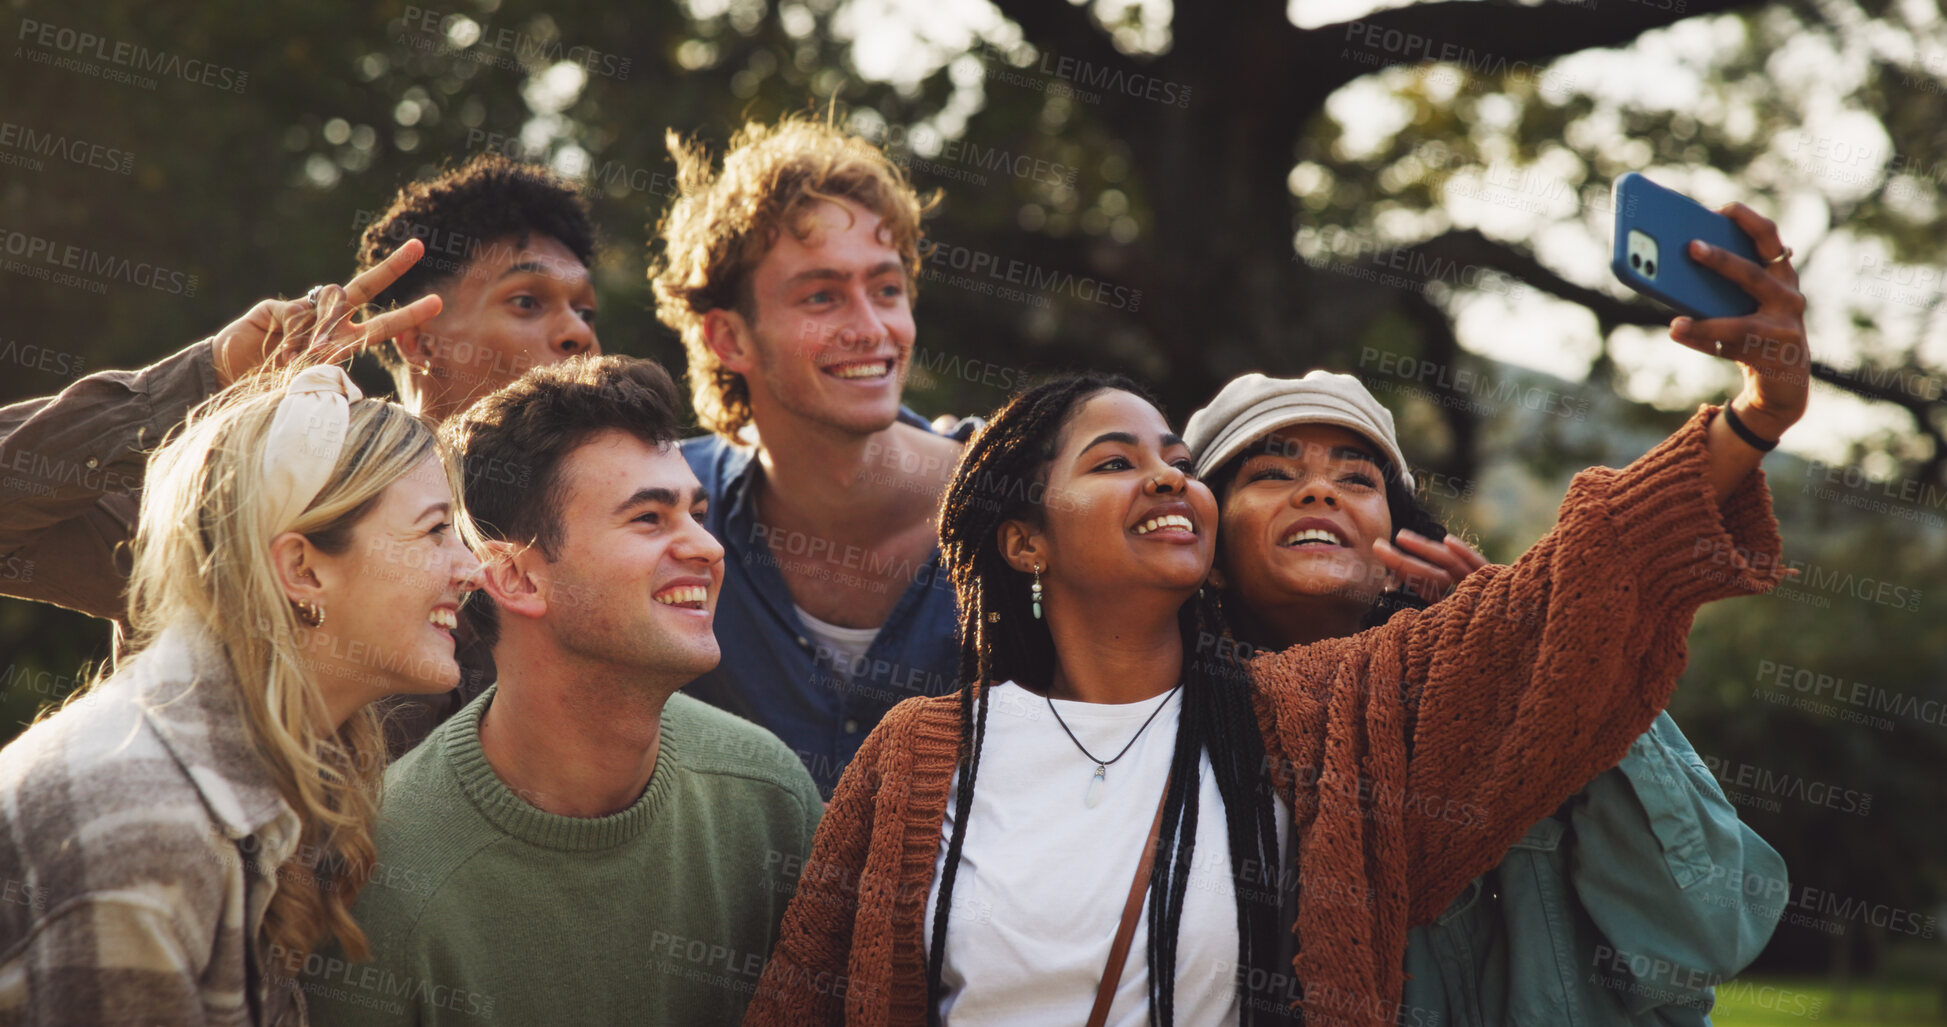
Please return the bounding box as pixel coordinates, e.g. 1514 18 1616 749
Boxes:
259 365 364 536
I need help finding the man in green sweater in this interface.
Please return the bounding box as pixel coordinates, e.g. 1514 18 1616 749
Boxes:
305 355 824 1026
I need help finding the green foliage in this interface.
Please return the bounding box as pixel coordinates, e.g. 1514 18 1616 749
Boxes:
3 0 1941 979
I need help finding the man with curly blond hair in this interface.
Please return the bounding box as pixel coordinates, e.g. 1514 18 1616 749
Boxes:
652 116 971 796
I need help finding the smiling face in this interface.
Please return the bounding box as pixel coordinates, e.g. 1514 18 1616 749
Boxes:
306 453 481 698
1008 389 1217 603
1214 423 1396 641
401 233 601 421
536 429 725 682
732 198 917 436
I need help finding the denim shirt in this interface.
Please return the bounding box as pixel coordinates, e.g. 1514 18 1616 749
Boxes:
680 409 972 797
1399 712 1788 1027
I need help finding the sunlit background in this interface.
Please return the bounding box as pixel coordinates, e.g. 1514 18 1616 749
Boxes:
3 0 1943 1018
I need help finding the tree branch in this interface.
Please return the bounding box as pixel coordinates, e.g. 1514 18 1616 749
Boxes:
1403 227 1666 329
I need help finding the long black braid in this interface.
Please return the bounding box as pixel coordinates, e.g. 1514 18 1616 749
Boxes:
928 373 1286 1026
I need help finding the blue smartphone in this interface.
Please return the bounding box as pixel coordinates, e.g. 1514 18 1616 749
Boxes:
1610 172 1760 319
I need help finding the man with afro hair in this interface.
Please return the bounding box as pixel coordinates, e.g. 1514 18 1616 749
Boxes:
352 152 601 421
0 153 603 749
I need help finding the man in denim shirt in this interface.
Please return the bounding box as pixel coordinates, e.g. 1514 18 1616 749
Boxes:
653 117 971 795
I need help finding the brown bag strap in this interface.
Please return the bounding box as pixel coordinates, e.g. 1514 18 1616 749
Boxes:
1086 784 1171 1027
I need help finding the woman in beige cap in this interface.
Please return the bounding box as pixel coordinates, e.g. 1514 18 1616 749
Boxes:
1185 369 1789 1027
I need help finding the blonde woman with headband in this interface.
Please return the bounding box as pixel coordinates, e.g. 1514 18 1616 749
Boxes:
0 362 480 1025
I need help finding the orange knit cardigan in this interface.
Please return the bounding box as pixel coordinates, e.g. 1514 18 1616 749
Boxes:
743 407 1787 1027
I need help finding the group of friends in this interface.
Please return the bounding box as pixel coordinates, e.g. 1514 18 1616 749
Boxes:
0 114 1816 1026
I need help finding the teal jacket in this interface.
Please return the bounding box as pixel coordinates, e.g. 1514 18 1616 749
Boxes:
1398 712 1786 1027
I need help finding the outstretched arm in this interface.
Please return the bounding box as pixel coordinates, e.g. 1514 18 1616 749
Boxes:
1254 202 1805 923
0 240 441 623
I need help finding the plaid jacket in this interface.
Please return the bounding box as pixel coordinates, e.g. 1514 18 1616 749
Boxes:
0 626 305 1026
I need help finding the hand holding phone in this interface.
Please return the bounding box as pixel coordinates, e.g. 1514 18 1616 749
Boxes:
1611 172 1761 319
1611 173 1811 440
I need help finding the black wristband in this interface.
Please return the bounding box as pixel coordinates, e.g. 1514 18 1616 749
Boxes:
1722 404 1778 452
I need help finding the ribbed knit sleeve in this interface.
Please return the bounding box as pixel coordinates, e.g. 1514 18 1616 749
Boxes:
744 695 961 1027
1249 405 1787 1027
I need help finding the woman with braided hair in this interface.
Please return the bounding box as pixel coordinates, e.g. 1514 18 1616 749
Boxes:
744 207 1808 1027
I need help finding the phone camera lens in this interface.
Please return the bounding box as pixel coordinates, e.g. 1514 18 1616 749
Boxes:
1645 260 1656 275
1630 254 1641 269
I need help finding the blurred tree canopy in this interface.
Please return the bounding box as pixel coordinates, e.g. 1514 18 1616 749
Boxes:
2 0 1942 981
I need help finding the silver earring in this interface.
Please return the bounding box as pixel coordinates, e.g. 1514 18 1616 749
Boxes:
1031 564 1044 620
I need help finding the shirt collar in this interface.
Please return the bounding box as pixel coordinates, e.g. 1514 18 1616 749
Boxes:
135 624 300 852
719 405 941 521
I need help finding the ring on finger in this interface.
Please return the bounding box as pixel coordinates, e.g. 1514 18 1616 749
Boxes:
302 284 330 307
1768 246 1794 265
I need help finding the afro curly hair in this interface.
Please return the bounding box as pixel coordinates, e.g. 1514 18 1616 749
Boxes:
354 153 596 377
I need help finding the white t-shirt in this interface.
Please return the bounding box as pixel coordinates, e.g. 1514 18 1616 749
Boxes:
794 603 882 683
923 681 1290 1026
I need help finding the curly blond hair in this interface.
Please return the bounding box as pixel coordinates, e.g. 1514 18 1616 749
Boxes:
650 115 936 439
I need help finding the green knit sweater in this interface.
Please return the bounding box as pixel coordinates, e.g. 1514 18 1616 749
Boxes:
305 686 823 1026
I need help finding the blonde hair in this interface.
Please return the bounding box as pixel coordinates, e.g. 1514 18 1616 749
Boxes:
123 367 449 968
650 114 938 439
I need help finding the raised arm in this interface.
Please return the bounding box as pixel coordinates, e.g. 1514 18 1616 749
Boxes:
1398 399 1789 919
1252 204 1805 927
0 338 220 620
0 240 440 623
1671 203 1808 501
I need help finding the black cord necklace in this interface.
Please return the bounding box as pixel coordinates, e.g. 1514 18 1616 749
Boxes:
1044 682 1183 808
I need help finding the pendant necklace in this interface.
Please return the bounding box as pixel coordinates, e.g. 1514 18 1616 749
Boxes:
1044 682 1183 808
